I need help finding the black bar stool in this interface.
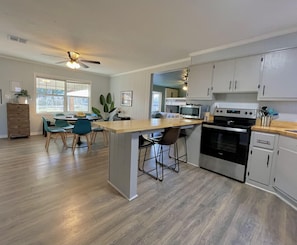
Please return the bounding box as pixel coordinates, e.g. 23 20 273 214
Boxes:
152 127 181 181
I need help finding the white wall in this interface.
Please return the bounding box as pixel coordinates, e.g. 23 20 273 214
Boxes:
110 59 191 119
110 32 297 121
0 56 110 138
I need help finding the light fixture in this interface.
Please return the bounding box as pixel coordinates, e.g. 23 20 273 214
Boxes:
183 82 188 91
66 60 80 69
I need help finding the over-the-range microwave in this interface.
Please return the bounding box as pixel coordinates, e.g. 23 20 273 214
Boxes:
179 105 209 119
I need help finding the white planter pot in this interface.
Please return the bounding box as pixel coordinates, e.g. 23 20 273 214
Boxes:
18 96 28 104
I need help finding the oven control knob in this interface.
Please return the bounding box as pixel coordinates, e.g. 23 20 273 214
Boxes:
249 112 253 115
245 112 248 115
220 110 223 113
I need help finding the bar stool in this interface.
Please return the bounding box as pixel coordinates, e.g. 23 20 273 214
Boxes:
138 135 158 179
152 127 181 181
168 129 187 163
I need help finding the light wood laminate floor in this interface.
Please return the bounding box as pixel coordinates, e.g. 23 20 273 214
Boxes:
0 135 296 245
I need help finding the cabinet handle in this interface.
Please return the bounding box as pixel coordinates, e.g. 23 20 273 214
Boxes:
267 155 270 167
262 85 266 96
256 139 270 145
234 80 237 90
229 81 232 90
207 88 210 96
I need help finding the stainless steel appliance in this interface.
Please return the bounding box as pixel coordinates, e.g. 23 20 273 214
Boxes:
180 104 208 119
200 107 257 182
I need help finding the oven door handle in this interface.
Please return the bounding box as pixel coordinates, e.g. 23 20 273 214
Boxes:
203 124 248 133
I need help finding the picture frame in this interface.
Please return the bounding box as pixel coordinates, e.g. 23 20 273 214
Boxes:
10 81 22 92
120 91 133 107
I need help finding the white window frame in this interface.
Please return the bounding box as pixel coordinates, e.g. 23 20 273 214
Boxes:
151 91 162 112
35 74 92 114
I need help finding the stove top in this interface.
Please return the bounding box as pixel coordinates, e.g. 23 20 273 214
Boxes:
207 107 258 128
213 108 257 119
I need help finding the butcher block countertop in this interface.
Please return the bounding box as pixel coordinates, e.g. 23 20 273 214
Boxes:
252 120 297 139
93 118 203 134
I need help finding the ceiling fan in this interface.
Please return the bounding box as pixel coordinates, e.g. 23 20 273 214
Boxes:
57 51 101 69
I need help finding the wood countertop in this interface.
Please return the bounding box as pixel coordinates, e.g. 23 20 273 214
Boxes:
93 118 203 134
252 120 297 139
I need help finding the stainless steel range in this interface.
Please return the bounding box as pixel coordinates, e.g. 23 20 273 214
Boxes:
200 106 257 182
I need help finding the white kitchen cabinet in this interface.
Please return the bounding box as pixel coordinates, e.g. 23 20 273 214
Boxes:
212 55 262 93
258 48 297 100
246 132 278 190
187 63 213 100
274 136 297 202
165 88 178 98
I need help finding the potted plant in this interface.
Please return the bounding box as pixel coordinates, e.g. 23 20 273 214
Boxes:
92 92 116 120
15 89 31 104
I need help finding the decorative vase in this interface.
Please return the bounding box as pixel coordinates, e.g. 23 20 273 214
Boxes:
18 96 28 104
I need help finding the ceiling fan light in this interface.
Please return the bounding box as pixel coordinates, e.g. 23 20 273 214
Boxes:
182 82 188 91
66 60 80 69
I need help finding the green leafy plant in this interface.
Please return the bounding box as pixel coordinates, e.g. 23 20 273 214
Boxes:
100 93 115 113
92 92 116 120
15 89 31 98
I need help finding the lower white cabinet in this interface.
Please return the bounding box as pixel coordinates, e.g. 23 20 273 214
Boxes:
274 136 297 202
246 132 278 190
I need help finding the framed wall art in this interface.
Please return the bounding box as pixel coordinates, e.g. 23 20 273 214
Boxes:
10 81 22 92
120 91 133 107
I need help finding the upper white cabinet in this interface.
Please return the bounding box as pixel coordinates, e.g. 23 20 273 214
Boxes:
212 55 262 93
187 63 213 100
258 48 297 100
165 88 178 98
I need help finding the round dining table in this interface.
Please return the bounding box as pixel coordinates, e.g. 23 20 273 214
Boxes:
53 115 100 145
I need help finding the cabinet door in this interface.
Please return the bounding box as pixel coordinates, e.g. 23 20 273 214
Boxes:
274 138 297 200
247 147 272 186
187 63 213 100
234 55 262 92
258 48 297 100
212 59 235 93
165 88 178 98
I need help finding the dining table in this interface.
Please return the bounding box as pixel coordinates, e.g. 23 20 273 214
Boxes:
53 115 100 145
93 118 203 201
53 115 100 122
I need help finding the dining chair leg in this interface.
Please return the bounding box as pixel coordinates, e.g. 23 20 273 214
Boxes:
91 131 96 144
45 132 51 151
86 134 91 151
60 132 67 147
72 135 78 152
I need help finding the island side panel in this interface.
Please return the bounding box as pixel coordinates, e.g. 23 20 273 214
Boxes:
186 124 201 167
108 131 138 200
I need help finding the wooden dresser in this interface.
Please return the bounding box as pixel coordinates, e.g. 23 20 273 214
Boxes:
7 103 30 139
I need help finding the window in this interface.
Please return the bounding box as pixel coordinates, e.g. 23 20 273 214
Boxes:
36 76 91 113
151 91 162 112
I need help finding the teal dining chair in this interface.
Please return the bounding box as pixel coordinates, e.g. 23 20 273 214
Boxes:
42 117 67 151
54 119 74 131
71 119 92 152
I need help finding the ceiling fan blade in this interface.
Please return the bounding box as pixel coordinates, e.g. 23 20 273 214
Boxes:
56 60 67 64
78 61 89 68
42 53 64 59
81 59 101 65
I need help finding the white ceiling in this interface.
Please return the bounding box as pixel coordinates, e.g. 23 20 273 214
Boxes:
1 0 297 76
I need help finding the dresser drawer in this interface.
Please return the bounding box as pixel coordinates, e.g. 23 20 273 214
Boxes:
7 103 30 139
252 132 276 150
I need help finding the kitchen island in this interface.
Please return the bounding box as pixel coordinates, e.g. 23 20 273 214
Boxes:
93 118 202 200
